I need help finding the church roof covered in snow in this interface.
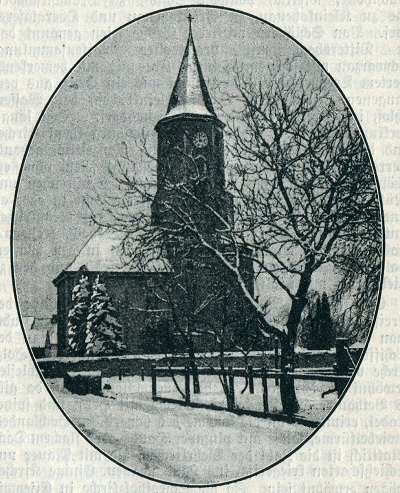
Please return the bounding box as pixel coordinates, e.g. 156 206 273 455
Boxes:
164 20 216 119
57 228 170 278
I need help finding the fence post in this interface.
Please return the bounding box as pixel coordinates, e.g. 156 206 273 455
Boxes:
262 366 269 415
228 366 235 410
151 364 157 400
335 338 348 397
274 337 279 386
185 365 191 404
248 365 254 394
140 366 145 381
119 367 123 381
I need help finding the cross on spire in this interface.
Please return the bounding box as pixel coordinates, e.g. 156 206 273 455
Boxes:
162 12 216 119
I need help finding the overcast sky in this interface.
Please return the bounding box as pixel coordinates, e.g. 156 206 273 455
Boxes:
13 6 337 318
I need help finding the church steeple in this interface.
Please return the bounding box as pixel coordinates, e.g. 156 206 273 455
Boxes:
165 15 216 119
152 14 230 230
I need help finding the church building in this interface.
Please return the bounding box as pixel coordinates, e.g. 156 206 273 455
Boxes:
53 19 255 356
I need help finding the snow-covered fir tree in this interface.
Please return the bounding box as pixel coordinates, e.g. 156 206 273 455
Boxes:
67 273 91 356
85 275 126 356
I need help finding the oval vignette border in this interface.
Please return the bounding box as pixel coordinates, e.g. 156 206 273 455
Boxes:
10 4 385 489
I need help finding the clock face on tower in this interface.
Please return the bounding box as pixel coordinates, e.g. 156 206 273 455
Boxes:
193 131 208 148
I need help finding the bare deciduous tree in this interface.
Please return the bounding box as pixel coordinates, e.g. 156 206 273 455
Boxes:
212 59 382 412
85 56 381 415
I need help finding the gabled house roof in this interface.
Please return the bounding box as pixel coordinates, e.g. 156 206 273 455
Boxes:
23 317 57 348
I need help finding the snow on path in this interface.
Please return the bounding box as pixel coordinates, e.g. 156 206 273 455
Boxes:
52 383 312 486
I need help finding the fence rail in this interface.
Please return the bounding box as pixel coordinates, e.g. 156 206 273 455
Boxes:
151 364 351 427
153 366 350 382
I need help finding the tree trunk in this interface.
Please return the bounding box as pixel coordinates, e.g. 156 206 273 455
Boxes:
165 354 185 399
219 363 229 406
280 334 299 416
187 337 200 394
217 289 230 404
241 352 249 394
279 264 314 416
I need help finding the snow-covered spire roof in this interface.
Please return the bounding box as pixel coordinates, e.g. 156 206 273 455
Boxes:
164 17 216 119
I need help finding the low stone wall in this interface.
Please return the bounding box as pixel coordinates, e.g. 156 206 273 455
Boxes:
38 350 337 379
166 351 336 370
38 355 161 379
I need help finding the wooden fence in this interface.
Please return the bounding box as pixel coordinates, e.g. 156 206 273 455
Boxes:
151 364 351 427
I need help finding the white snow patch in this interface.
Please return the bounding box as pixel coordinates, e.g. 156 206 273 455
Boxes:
48 375 336 485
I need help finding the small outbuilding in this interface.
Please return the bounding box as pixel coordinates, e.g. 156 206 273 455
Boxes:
23 316 58 358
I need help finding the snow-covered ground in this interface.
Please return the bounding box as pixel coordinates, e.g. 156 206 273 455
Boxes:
48 375 336 486
153 374 337 422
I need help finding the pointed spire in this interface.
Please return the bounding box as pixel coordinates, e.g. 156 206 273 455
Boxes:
165 15 216 119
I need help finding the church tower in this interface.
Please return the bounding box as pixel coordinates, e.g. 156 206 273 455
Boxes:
149 16 254 354
152 16 232 235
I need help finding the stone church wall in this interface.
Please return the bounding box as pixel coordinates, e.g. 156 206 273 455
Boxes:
55 271 169 356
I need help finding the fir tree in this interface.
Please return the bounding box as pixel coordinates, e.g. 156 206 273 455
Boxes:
300 292 335 350
85 275 126 356
67 273 91 356
318 292 334 350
